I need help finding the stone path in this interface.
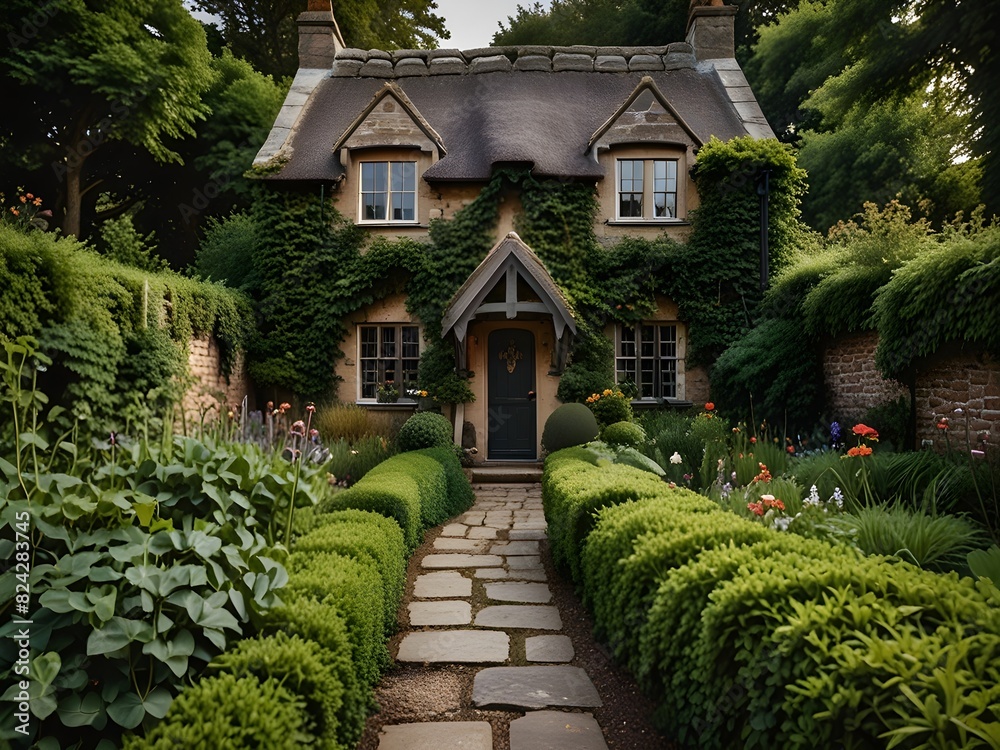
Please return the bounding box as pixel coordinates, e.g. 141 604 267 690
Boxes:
375 482 610 750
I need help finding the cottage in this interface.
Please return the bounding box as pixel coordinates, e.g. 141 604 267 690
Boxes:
254 0 774 463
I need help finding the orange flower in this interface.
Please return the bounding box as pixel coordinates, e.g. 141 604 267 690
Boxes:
747 502 764 517
852 424 879 441
847 445 873 457
787 445 795 454
705 402 715 411
750 436 757 444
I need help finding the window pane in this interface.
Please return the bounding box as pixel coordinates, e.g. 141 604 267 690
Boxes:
373 162 388 191
392 192 415 221
620 194 643 217
361 163 375 193
380 326 396 358
654 193 675 218
391 161 416 191
363 193 386 221
401 326 420 357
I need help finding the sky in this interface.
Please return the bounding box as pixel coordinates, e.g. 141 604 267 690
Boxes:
435 0 551 50
185 2 553 52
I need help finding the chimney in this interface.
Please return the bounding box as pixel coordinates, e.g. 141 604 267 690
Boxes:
297 0 345 70
685 0 737 60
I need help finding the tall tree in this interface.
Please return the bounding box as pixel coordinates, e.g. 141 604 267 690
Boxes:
0 0 215 237
191 0 450 80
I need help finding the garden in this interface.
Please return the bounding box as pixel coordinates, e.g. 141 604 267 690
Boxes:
536 385 1000 748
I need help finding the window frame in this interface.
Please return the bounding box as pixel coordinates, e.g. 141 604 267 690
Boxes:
358 160 418 225
615 157 680 223
614 322 681 400
357 323 422 402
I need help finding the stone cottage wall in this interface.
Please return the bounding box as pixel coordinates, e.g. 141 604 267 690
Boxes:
182 336 251 425
823 331 908 424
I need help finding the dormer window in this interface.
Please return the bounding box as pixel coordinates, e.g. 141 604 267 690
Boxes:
360 161 417 223
617 158 678 221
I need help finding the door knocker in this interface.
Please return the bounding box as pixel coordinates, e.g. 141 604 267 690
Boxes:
499 339 524 374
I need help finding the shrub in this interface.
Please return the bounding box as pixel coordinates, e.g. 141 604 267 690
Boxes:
210 633 350 750
314 402 404 444
284 551 388 687
601 420 646 448
324 434 396 487
294 510 408 633
415 445 476 520
541 402 600 453
397 411 454 451
585 387 633 427
123 673 311 749
262 594 367 747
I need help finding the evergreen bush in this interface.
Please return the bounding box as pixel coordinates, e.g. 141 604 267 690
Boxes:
601 420 646 448
397 411 454 452
541 402 600 453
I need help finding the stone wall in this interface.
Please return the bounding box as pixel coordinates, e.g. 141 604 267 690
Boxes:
182 336 251 425
824 331 999 450
914 351 1000 451
823 331 908 424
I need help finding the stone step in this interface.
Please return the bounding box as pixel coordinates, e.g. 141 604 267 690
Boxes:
468 463 543 483
397 630 510 663
377 721 493 750
509 711 609 750
472 666 603 710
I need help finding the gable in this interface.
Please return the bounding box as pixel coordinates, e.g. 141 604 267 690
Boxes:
333 82 445 155
588 76 702 153
442 233 576 345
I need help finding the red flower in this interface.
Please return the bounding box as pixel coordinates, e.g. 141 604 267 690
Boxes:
705 402 715 411
747 502 764 517
852 423 879 441
787 445 795 454
847 445 873 458
750 436 757 444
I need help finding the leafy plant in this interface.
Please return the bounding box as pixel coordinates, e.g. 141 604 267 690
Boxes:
396 412 454 452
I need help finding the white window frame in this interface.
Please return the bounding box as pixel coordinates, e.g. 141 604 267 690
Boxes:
615 322 680 400
615 158 679 222
357 323 421 402
358 161 418 224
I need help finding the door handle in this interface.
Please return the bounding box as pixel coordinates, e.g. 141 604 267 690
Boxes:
527 391 536 401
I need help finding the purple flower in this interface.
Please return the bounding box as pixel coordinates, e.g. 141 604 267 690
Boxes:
830 421 841 444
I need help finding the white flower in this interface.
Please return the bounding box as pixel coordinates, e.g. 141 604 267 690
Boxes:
669 451 683 465
772 516 792 531
805 484 821 507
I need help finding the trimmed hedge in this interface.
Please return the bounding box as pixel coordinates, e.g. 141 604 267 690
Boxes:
320 446 474 549
210 632 351 750
543 449 1000 749
122 673 310 749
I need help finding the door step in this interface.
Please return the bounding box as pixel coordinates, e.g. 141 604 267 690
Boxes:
467 463 543 484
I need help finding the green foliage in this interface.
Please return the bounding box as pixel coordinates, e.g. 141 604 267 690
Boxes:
555 324 615 404
415 445 476 522
417 339 475 404
601 420 646 449
192 210 262 292
839 504 988 572
323 435 396 487
313 403 404 445
293 510 407 634
542 448 678 582
97 215 168 272
122 673 310 749
873 219 1000 377
396 412 454 452
585 387 633 428
210 632 351 750
541 402 600 454
968 545 1000 584
283 550 388 687
261 594 367 747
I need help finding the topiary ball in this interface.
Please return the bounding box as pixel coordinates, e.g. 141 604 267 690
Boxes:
541 403 600 454
397 411 454 452
601 420 647 449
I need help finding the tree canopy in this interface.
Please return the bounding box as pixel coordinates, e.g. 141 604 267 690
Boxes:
191 0 450 80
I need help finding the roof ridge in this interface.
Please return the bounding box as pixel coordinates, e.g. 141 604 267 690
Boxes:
332 43 698 78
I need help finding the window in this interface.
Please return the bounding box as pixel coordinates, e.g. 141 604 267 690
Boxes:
617 158 678 221
358 324 420 400
360 161 417 222
615 323 679 399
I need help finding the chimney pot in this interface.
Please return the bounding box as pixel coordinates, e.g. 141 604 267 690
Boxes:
686 1 737 60
298 1 345 70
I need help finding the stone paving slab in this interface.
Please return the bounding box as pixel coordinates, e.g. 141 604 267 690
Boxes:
509 529 547 540
475 605 562 630
485 582 552 603
507 555 543 569
472 666 602 709
508 711 608 750
377 721 493 750
433 537 489 552
422 554 503 568
408 600 471 626
441 523 468 537
413 571 472 599
467 526 499 539
474 568 510 579
489 541 541 556
508 568 548 582
526 635 575 663
397 630 510 663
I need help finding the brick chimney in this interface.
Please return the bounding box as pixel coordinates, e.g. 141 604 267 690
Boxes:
298 0 345 70
686 0 737 60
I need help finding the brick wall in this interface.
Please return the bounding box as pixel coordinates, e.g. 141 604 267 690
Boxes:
823 331 908 423
182 336 251 425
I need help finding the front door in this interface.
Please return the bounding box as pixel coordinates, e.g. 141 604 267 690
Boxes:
488 329 536 460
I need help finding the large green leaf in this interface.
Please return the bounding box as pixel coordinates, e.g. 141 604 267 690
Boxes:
106 692 145 729
57 692 105 728
86 617 153 655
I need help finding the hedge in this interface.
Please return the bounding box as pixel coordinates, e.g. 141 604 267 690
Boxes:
319 446 474 550
542 449 1000 749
